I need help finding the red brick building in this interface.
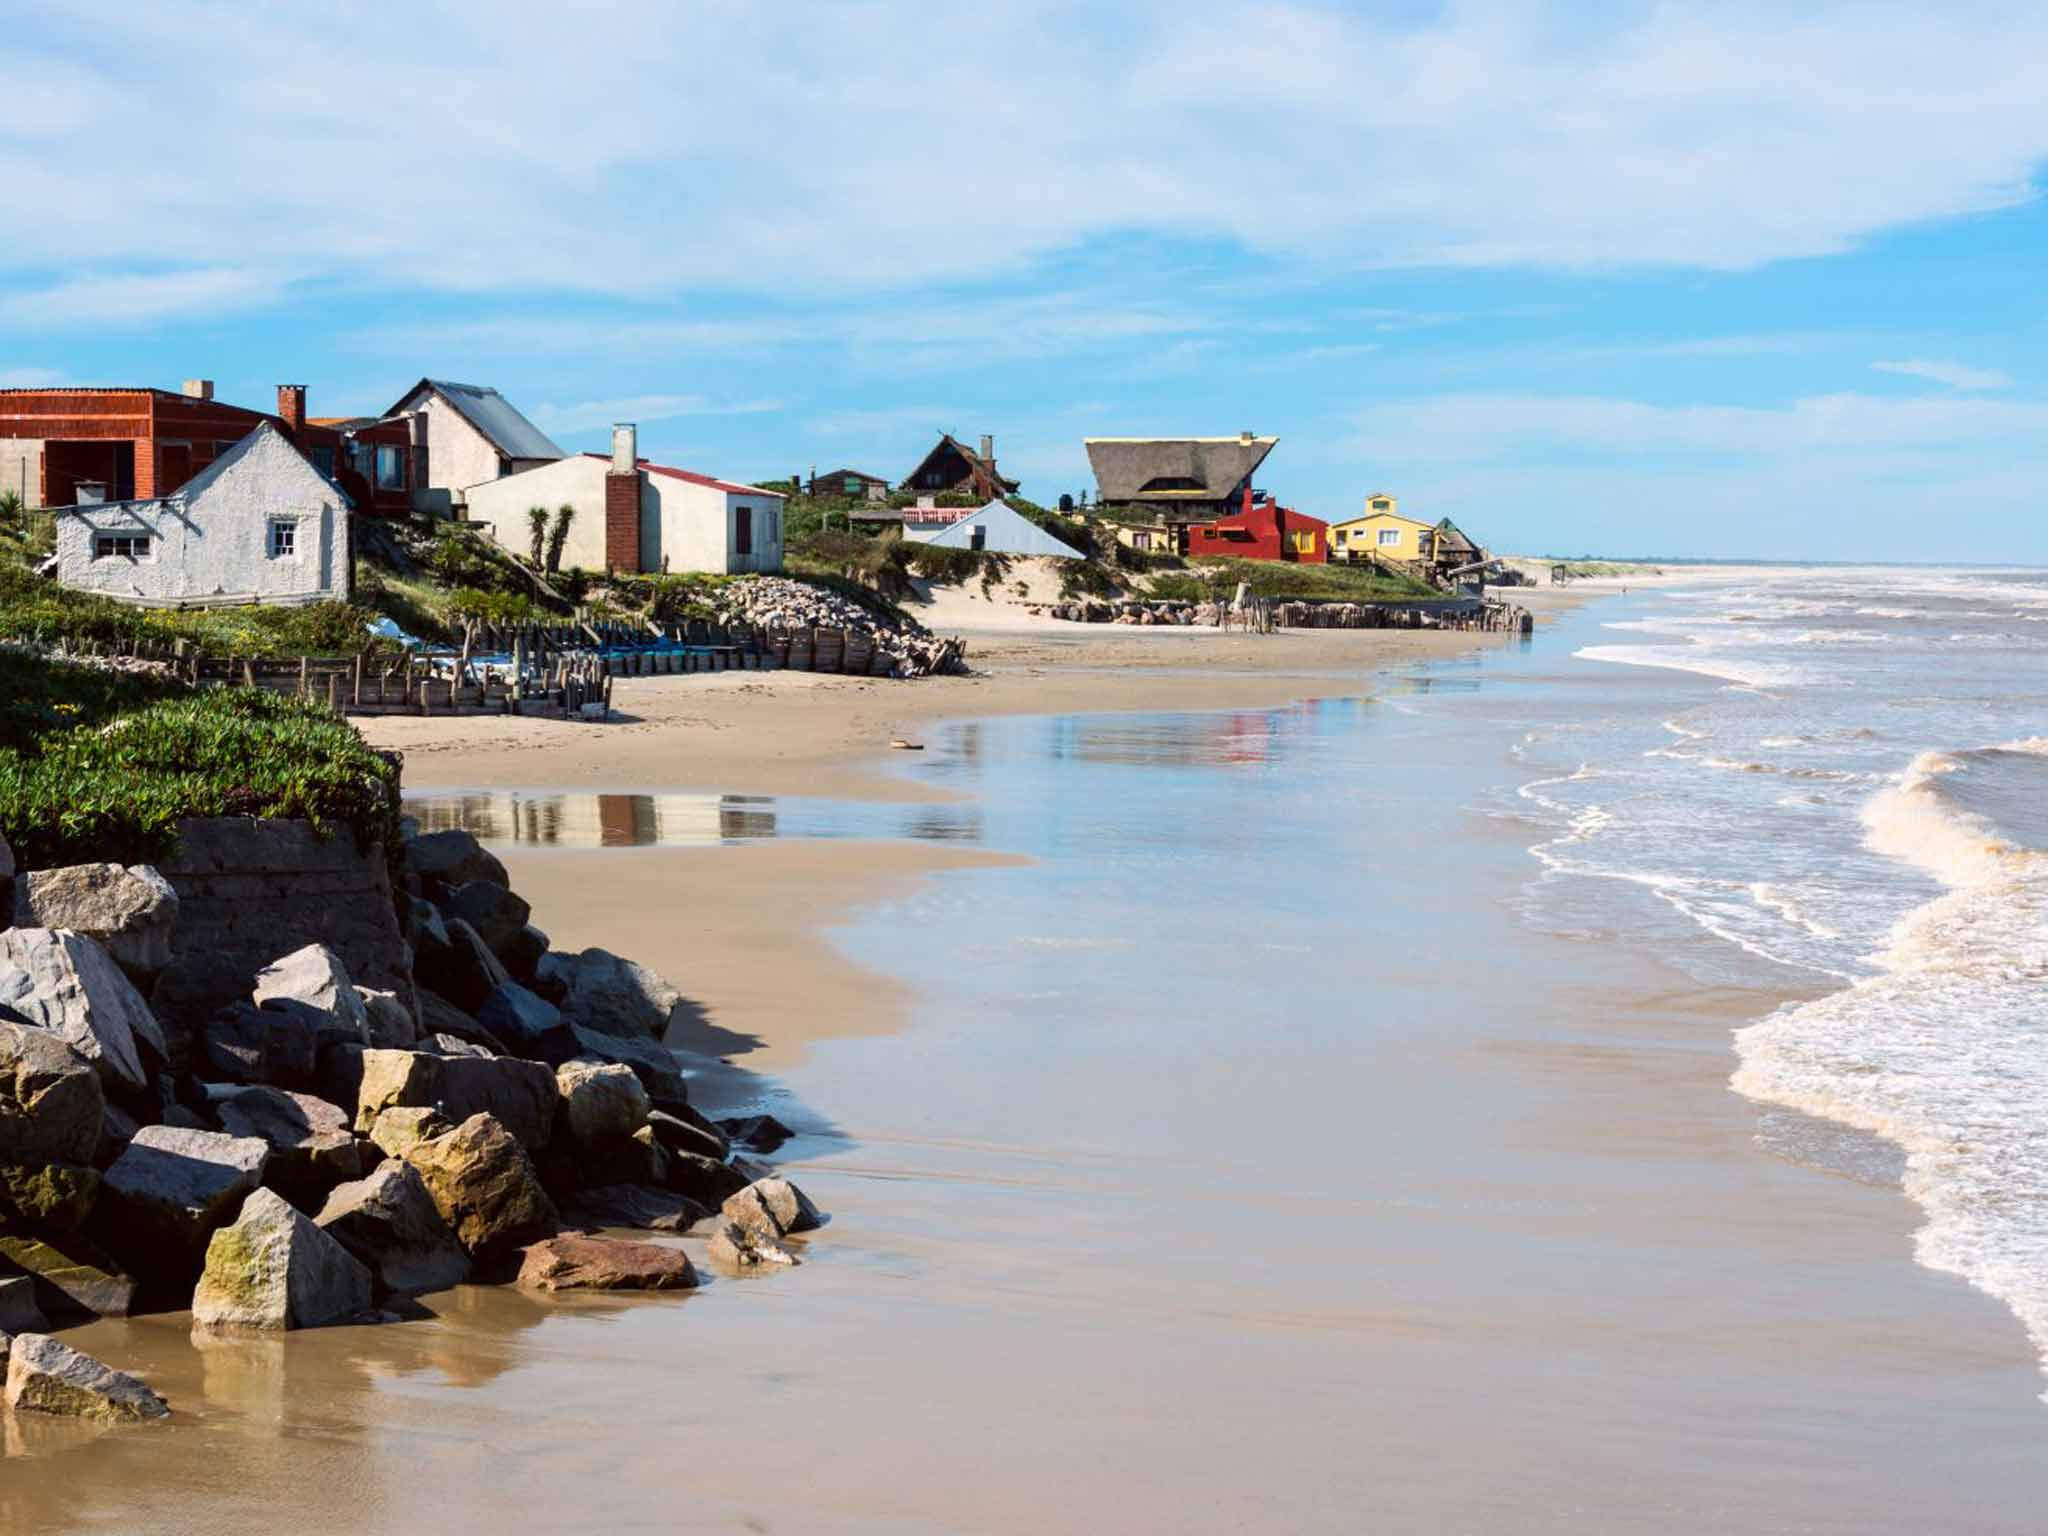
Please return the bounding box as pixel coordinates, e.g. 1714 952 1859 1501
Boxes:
1184 487 1329 563
0 380 422 515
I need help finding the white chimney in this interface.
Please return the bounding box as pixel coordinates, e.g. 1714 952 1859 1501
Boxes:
1240 430 1254 444
611 423 638 474
980 433 995 464
182 379 214 400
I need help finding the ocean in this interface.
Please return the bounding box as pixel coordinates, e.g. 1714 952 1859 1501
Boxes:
1531 567 2048 1390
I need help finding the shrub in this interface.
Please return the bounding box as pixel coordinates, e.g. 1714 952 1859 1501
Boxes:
545 505 575 572
0 652 401 869
905 544 984 585
526 506 548 568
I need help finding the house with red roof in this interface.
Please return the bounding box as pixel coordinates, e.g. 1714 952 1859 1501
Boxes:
459 423 786 575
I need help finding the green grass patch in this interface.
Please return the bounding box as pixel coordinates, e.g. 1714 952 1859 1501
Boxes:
0 650 400 870
1143 559 1440 604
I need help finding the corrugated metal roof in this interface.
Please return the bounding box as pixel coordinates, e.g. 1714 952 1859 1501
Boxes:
414 380 564 461
919 500 1085 559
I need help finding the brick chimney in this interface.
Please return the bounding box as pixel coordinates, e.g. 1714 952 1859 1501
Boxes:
604 422 641 572
182 379 213 400
277 385 307 432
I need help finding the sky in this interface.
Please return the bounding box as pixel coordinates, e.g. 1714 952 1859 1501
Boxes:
3 0 2045 561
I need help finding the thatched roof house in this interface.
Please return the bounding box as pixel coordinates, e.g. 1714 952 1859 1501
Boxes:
1084 433 1278 518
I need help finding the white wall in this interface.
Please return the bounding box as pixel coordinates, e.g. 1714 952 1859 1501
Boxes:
53 426 346 606
461 457 610 571
400 389 505 500
465 459 784 575
646 477 783 575
0 439 41 506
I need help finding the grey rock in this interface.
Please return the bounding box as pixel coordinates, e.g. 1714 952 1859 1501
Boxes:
566 1025 689 1109
0 1234 136 1318
96 1124 269 1283
419 1032 495 1059
316 1159 471 1296
5 1332 170 1421
193 1186 373 1331
556 1059 650 1144
560 1182 706 1233
0 1160 101 1233
665 1150 749 1208
500 923 549 984
474 982 570 1060
405 829 508 892
0 1018 104 1165
252 944 369 1049
722 1176 823 1238
367 1105 450 1162
546 948 687 1042
357 987 419 1050
354 1049 555 1152
718 1113 793 1155
200 1001 316 1087
0 928 166 1093
646 1107 729 1163
416 988 507 1055
10 864 180 982
441 880 532 960
415 918 509 1014
0 1274 47 1334
210 1086 363 1210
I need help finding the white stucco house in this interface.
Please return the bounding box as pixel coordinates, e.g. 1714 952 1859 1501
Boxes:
462 424 786 576
51 423 349 606
384 378 564 514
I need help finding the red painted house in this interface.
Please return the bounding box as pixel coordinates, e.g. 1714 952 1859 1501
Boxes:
1184 487 1329 563
0 381 422 516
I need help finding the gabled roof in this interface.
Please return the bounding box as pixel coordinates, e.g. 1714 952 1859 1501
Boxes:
817 466 890 485
55 422 343 514
1330 507 1434 530
390 379 563 462
1084 436 1277 502
919 499 1085 559
579 454 787 499
904 433 1019 494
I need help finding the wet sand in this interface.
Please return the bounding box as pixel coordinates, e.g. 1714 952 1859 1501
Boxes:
17 585 2048 1534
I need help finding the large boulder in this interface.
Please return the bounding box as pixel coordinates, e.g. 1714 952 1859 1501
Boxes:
366 1106 450 1162
199 1001 316 1088
665 1151 750 1208
516 1234 697 1292
95 1124 268 1285
544 949 687 1041
252 944 369 1049
210 1086 363 1210
556 1060 650 1145
356 988 419 1050
706 1219 798 1270
417 988 507 1055
0 929 166 1094
192 1187 373 1331
501 924 549 985
403 1113 558 1263
718 1113 792 1155
566 1026 689 1109
0 1273 47 1334
653 1105 732 1161
5 1332 169 1422
406 829 508 892
316 1160 470 1296
414 918 510 1015
10 864 180 982
0 1160 101 1234
0 1018 104 1165
475 983 571 1061
0 1234 136 1317
441 880 532 961
353 1049 555 1152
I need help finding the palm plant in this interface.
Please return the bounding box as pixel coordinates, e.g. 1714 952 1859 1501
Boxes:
545 504 575 573
526 506 548 568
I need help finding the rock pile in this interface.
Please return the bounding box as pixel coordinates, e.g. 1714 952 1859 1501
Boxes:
0 822 823 1426
715 577 968 678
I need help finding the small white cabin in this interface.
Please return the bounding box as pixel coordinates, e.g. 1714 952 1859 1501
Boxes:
51 423 349 607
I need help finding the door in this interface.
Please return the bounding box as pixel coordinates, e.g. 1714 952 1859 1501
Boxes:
735 505 753 558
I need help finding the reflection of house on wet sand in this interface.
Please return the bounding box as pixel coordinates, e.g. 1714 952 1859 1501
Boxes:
406 792 780 848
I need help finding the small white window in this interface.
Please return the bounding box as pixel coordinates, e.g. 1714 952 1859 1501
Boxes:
94 533 152 560
269 520 298 559
1378 527 1401 547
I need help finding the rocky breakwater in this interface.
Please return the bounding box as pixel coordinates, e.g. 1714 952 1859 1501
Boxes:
716 576 968 678
0 821 822 1428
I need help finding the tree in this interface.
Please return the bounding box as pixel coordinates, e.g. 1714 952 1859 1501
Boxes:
545 504 575 573
526 506 548 568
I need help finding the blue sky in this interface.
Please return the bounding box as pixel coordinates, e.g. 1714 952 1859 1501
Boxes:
3 1 2044 560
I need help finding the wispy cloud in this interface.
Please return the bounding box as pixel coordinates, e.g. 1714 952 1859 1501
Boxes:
0 367 63 388
0 268 281 328
531 394 783 433
1872 358 2012 391
809 406 964 437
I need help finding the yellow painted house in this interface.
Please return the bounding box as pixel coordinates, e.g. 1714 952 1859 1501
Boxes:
1328 493 1436 564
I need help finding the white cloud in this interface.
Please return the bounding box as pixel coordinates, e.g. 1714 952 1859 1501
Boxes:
1350 391 2048 462
531 394 783 433
809 406 966 437
3 2 2045 313
1872 358 2013 391
0 367 62 387
0 268 281 327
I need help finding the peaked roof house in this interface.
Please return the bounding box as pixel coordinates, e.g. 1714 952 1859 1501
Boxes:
910 500 1086 558
460 424 786 576
1085 434 1278 522
384 379 564 512
50 423 351 607
902 433 1018 501
809 467 892 502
